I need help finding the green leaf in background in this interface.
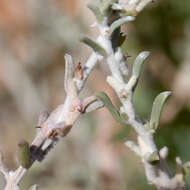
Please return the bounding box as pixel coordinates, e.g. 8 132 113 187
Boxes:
95 91 123 124
109 16 134 36
112 125 131 141
132 51 150 79
149 91 171 131
17 139 31 169
81 37 106 56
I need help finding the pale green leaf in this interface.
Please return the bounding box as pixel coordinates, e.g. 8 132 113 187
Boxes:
150 91 171 130
95 91 123 123
132 51 150 78
81 37 106 56
83 99 104 113
109 16 134 35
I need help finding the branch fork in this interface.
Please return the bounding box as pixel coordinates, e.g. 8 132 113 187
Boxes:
1 52 104 189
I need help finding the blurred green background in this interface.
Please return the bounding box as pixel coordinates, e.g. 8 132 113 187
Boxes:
0 0 190 189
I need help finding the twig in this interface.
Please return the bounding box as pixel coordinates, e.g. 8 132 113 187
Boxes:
2 53 102 189
93 1 187 189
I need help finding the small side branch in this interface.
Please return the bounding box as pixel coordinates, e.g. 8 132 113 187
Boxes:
93 1 187 189
2 50 103 189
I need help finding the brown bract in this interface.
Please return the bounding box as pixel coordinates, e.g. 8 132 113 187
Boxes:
74 62 83 80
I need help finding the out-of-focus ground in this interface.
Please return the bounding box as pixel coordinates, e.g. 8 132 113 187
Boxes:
0 0 190 189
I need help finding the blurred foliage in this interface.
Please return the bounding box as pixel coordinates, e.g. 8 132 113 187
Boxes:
134 0 190 66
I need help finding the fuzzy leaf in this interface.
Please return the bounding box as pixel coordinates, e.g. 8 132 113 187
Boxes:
132 51 150 78
81 37 106 56
150 91 171 130
83 99 104 113
95 91 123 123
17 139 31 169
109 16 134 35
